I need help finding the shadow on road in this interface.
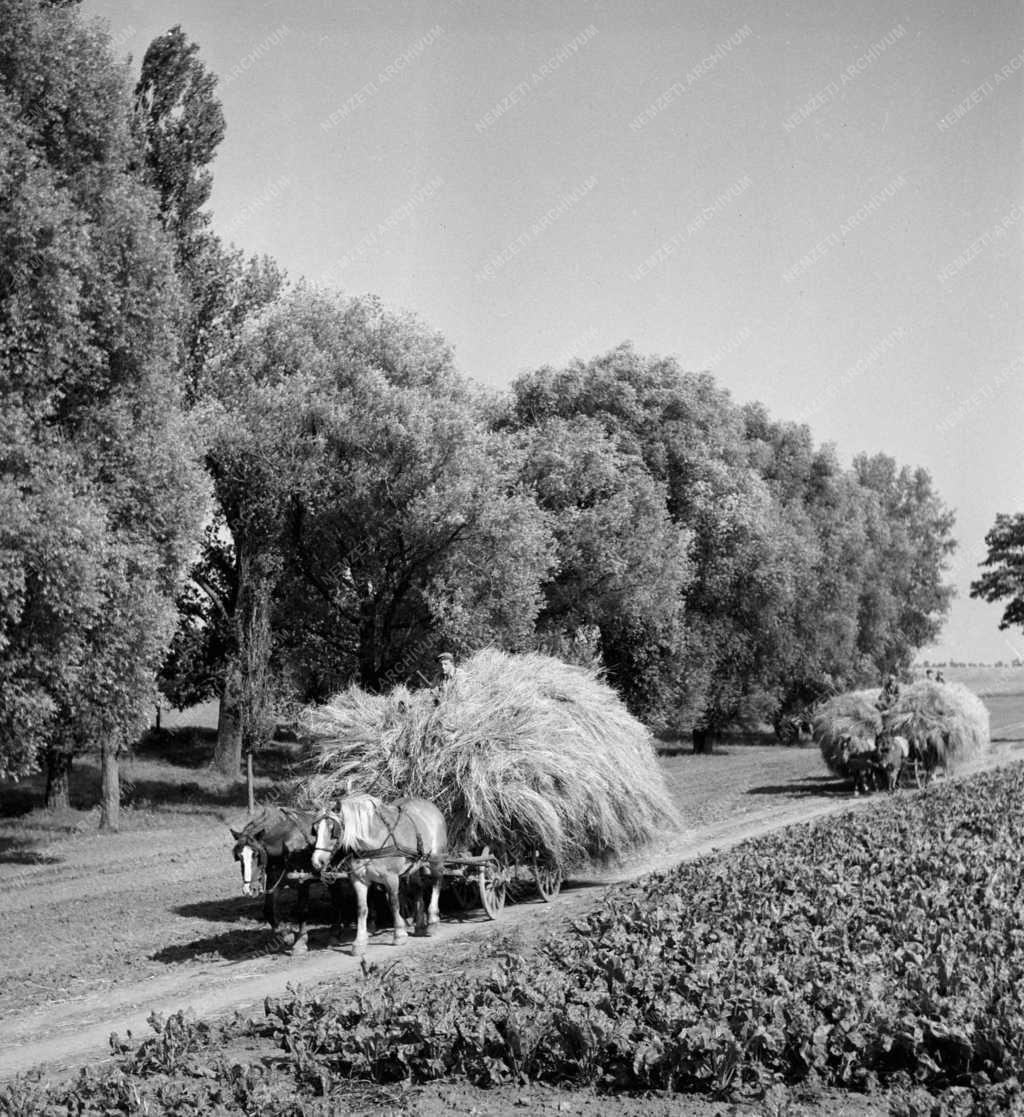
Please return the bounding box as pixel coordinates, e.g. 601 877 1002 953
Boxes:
745 775 850 799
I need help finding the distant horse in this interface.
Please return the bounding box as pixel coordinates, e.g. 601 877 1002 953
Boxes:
311 795 448 957
908 730 949 786
231 807 340 954
840 735 879 795
874 732 907 792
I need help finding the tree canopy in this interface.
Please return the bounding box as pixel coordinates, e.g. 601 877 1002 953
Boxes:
971 514 1024 633
0 0 207 795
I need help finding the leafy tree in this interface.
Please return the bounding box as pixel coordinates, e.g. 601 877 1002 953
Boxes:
852 454 956 676
0 0 207 822
517 416 691 722
970 514 1024 632
505 345 798 738
190 288 553 774
133 25 224 256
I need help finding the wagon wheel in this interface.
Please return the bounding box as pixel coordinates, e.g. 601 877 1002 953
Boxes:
477 847 507 919
532 855 563 902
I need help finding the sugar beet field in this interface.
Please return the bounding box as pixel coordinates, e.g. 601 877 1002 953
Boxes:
2 680 1024 1115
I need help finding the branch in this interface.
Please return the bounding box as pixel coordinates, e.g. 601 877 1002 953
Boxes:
192 571 231 621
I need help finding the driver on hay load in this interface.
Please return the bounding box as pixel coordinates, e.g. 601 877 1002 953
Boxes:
433 652 456 706
876 672 900 711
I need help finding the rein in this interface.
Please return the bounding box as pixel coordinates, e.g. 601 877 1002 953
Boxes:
313 805 428 868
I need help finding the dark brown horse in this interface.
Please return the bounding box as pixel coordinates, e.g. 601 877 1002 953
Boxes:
231 807 332 953
311 794 448 956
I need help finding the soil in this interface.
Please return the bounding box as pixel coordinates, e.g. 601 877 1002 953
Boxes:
2 709 1023 1116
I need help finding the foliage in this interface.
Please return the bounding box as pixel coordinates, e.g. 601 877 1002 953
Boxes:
203 288 554 699
134 25 225 256
0 0 207 781
971 513 1024 634
517 417 692 722
502 347 956 731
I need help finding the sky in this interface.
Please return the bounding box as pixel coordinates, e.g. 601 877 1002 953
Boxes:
84 0 1024 663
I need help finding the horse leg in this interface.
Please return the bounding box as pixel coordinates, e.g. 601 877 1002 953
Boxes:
290 881 309 955
264 886 288 952
383 872 407 945
327 882 346 945
426 860 443 929
351 875 370 957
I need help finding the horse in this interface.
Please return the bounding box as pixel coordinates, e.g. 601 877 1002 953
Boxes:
908 729 949 786
840 735 879 795
310 794 448 957
874 732 907 792
231 806 338 954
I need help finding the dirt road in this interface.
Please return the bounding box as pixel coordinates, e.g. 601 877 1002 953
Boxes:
3 721 1022 1084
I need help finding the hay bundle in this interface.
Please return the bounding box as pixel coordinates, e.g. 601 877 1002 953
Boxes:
299 649 676 870
885 681 989 770
814 690 884 775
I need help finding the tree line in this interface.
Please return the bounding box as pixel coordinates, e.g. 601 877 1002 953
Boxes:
1 3 964 825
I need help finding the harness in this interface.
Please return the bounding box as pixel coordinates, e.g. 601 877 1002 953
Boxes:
238 831 298 894
313 802 428 876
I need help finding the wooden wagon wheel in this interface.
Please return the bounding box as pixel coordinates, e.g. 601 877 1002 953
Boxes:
477 847 507 919
532 854 563 902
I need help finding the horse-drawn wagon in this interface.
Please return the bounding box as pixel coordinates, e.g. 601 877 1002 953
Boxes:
284 648 674 953
814 680 989 797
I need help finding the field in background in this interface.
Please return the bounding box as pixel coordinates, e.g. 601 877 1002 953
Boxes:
931 663 1024 696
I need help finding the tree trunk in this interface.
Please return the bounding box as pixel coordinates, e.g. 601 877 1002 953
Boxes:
214 658 244 778
100 740 120 831
246 750 255 815
692 727 714 755
45 749 73 810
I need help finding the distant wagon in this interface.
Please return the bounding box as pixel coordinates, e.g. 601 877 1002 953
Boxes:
814 680 989 796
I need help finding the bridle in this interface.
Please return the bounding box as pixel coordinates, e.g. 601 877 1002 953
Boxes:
312 810 343 860
235 835 268 893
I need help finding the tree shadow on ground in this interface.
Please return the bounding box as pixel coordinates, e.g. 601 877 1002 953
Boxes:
122 776 250 811
134 729 305 781
745 775 851 799
0 835 63 865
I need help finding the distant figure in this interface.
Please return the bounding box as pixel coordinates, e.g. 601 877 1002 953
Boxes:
433 652 457 706
924 669 934 681
935 670 945 684
877 673 900 711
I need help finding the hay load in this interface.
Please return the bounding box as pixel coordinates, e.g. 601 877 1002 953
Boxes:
815 690 884 775
815 681 989 776
300 648 676 870
886 680 989 769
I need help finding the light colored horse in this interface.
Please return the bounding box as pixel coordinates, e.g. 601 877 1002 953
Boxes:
311 794 447 956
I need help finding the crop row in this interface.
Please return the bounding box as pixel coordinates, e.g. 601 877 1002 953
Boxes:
6 764 1024 1115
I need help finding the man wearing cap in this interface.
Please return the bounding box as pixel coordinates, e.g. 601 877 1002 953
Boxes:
433 652 457 707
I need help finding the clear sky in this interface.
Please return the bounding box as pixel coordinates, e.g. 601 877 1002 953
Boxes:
84 0 1024 663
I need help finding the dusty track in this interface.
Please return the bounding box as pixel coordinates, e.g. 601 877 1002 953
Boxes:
2 720 1022 1084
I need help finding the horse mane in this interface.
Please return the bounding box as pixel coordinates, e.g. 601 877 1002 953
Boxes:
337 793 384 852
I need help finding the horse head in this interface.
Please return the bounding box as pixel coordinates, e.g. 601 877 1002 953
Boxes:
231 826 267 896
311 794 383 871
311 806 344 872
